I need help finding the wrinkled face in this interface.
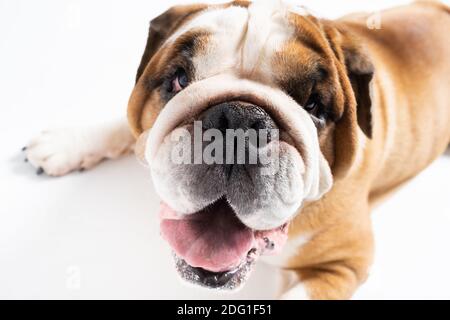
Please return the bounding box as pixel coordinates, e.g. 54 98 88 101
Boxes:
128 0 373 290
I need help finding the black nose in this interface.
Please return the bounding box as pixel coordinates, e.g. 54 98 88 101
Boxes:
201 101 277 133
199 102 278 172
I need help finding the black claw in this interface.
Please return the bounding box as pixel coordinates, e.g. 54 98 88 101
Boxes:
22 146 27 151
36 167 44 175
78 168 85 173
24 158 28 162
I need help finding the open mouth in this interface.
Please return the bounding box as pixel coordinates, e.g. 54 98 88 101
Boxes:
159 198 289 290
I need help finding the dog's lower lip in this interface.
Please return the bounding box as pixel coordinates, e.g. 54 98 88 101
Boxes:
174 252 255 290
195 265 240 288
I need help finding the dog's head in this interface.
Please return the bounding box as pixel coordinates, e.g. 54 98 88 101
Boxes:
128 0 374 290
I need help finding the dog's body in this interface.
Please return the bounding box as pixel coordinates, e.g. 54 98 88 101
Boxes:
25 1 450 299
278 1 450 299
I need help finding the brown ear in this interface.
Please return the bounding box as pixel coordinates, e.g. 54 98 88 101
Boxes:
135 4 208 83
321 22 375 177
341 34 374 139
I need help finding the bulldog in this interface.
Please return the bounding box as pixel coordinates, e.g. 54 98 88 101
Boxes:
24 0 450 299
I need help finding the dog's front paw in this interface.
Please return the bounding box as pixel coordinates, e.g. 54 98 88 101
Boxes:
23 128 106 176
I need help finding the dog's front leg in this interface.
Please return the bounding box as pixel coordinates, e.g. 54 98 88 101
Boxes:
280 215 374 300
280 259 370 300
24 119 135 176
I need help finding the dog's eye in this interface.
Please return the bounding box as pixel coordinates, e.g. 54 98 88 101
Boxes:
169 68 189 93
304 94 321 114
304 101 318 112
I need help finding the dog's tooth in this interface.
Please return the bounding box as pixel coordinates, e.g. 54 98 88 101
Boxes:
247 248 258 261
263 237 275 250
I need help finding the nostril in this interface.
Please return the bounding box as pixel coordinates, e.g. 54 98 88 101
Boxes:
250 119 276 147
218 113 230 132
201 104 232 131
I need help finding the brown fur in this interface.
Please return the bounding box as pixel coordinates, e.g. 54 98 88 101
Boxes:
284 1 450 299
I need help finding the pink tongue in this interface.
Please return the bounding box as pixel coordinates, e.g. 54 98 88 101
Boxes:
159 202 254 272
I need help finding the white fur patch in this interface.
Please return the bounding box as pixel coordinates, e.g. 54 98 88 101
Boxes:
241 0 295 77
190 7 249 79
25 120 134 176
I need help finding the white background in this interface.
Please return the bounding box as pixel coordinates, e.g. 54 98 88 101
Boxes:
1 0 450 299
